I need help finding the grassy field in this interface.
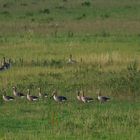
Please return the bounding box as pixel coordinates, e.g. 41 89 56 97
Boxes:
0 0 140 139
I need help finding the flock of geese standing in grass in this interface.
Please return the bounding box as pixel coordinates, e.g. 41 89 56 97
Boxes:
0 54 76 71
1 55 110 103
2 87 110 103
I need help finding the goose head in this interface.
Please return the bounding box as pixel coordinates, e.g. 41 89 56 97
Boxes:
50 89 57 98
69 54 72 59
77 90 81 101
38 87 41 93
27 89 30 95
38 87 42 97
8 58 11 64
97 89 101 97
38 87 41 92
12 86 17 91
2 90 6 97
81 90 85 97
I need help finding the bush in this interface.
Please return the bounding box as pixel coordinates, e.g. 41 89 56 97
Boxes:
105 61 140 96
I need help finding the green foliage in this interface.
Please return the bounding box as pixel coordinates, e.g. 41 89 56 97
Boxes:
0 0 140 139
105 61 140 96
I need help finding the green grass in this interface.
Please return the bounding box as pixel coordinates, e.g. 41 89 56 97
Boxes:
0 0 140 139
0 100 139 140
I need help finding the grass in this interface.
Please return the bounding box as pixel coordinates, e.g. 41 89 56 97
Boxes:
0 0 140 139
0 100 139 140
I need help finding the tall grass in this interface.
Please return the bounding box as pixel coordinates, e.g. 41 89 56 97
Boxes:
0 0 140 139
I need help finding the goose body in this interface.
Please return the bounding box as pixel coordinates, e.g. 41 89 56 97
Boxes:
81 91 93 103
97 91 110 103
13 87 25 98
67 54 77 64
3 94 14 101
51 90 67 102
68 58 77 64
98 95 110 103
27 89 39 101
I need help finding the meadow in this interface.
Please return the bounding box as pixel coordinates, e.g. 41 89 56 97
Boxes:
0 0 140 139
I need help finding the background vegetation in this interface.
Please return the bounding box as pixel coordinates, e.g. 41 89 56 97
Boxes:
0 0 139 139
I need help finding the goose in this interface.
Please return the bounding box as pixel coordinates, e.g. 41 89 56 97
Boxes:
0 65 5 71
38 87 48 98
13 86 25 98
67 54 77 64
51 90 67 102
3 92 14 102
4 59 11 69
77 90 81 101
81 90 93 103
97 90 110 103
27 89 39 101
2 57 11 69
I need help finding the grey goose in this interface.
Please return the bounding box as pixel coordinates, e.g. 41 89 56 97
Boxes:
51 90 67 102
81 90 93 103
27 89 39 101
97 90 110 103
13 86 25 98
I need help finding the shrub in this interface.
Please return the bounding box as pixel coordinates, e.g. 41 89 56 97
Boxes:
105 61 140 96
